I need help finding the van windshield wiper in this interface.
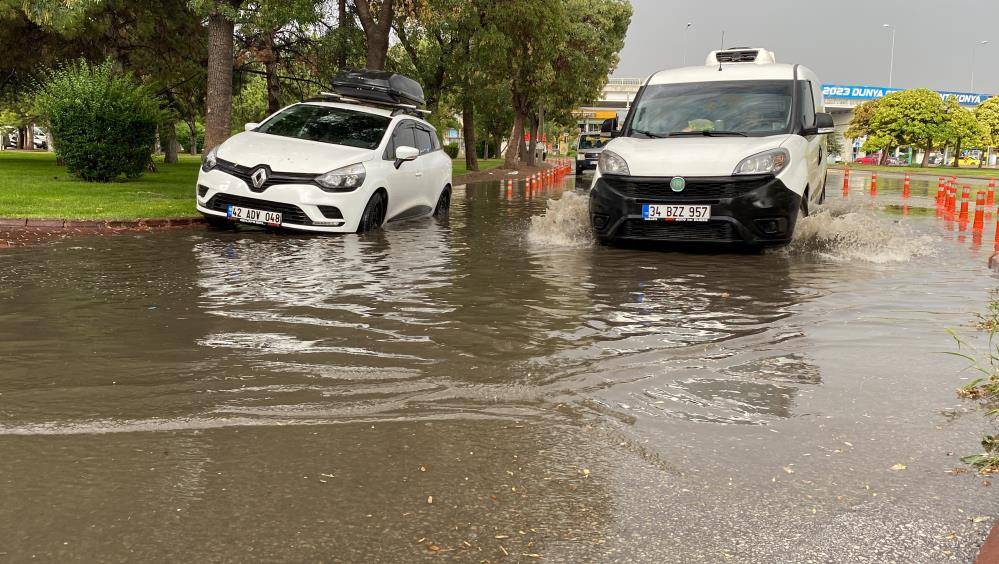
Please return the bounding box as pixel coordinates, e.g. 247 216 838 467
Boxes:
630 128 667 139
666 130 748 137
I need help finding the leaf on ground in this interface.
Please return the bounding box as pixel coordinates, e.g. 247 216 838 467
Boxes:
782 466 795 474
890 463 907 471
972 515 990 523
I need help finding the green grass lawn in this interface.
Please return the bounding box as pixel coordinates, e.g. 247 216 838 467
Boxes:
451 158 503 176
0 151 507 220
835 163 999 178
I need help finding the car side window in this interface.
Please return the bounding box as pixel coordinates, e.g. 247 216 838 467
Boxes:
799 81 816 128
384 121 418 160
415 127 434 155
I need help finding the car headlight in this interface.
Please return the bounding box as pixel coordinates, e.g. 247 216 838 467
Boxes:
598 149 630 175
315 163 366 192
202 146 218 172
734 148 789 175
576 153 584 160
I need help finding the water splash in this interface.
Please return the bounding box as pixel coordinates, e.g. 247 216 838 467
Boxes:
527 191 593 247
786 201 936 263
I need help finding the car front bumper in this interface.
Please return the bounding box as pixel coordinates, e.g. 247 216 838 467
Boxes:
195 168 368 233
588 174 802 245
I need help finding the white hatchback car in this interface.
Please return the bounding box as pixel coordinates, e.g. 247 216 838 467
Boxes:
196 90 452 233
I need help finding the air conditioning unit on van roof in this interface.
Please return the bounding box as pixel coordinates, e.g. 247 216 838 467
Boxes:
705 48 777 66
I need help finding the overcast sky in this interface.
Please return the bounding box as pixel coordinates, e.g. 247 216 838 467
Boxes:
614 0 999 94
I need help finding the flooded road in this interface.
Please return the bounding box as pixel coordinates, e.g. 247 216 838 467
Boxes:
2 171 997 562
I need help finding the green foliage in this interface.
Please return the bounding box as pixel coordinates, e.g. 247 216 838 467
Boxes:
845 98 879 140
34 59 163 182
942 96 985 148
868 89 949 149
825 134 844 157
176 121 204 154
977 96 999 147
230 74 270 133
443 142 459 159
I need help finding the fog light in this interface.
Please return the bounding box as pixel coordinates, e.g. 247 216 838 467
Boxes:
197 184 209 198
754 218 786 235
591 213 609 229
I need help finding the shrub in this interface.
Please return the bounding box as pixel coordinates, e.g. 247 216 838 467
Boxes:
443 142 460 159
35 59 162 181
176 121 205 154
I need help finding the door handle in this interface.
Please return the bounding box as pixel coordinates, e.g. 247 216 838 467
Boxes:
415 172 424 177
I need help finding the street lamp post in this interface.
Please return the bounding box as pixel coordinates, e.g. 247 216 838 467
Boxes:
883 24 896 88
682 22 693 66
972 40 990 92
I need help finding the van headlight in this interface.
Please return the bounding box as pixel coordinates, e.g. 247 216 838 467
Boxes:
598 150 630 175
315 163 366 192
734 148 789 175
202 146 218 172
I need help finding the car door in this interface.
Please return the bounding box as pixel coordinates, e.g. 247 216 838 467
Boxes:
412 125 439 210
382 120 423 220
799 80 825 201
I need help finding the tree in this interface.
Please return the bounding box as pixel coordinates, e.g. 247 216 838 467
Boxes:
195 0 243 153
866 89 948 168
976 96 999 168
353 0 394 70
941 96 984 168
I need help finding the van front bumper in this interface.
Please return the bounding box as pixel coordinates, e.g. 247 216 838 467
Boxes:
589 174 802 245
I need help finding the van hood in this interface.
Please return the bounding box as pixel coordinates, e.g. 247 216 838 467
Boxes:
216 132 376 173
606 134 792 177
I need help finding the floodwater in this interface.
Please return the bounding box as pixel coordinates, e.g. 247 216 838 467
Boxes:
1 171 997 562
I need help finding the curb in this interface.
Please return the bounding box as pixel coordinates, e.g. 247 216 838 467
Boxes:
0 217 205 232
978 520 999 564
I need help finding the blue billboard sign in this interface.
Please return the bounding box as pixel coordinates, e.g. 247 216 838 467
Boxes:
821 84 991 107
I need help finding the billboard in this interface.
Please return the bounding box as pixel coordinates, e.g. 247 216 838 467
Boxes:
821 84 991 107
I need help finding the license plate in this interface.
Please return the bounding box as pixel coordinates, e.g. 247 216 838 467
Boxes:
642 204 710 222
226 205 282 226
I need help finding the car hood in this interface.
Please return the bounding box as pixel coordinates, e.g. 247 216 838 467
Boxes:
216 132 377 173
606 134 793 177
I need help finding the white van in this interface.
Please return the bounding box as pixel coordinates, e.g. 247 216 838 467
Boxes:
589 47 833 245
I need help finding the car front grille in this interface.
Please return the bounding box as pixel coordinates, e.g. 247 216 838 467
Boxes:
618 219 737 242
215 159 319 193
602 175 772 201
205 193 314 225
715 50 759 63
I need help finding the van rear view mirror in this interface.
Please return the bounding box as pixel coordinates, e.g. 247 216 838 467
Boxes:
809 113 835 135
600 117 620 138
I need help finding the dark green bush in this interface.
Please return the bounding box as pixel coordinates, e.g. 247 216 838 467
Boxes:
35 59 162 181
443 142 460 159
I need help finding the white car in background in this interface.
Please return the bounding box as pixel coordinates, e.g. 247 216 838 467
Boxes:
196 71 452 233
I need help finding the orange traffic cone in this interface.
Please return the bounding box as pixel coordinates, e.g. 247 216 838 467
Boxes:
974 191 986 233
903 173 911 198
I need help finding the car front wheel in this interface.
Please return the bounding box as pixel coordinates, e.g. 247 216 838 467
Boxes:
357 191 387 233
433 187 451 217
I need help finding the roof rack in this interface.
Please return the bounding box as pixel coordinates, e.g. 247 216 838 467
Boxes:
306 91 431 117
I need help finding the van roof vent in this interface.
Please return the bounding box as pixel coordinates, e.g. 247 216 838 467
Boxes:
706 48 777 66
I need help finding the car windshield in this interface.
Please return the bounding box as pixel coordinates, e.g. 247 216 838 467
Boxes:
578 136 609 150
255 104 391 149
628 80 794 137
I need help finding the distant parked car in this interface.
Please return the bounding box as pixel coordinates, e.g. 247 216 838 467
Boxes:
886 156 905 166
855 155 880 165
956 156 981 167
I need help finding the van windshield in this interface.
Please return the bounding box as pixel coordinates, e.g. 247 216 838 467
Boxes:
628 80 794 138
256 104 391 149
578 135 609 150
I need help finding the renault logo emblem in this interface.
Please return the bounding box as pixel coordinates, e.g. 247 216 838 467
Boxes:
670 177 686 192
250 167 269 189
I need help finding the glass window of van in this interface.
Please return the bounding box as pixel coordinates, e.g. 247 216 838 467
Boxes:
628 81 794 137
799 81 816 128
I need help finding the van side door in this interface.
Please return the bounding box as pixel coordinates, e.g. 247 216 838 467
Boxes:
798 80 825 201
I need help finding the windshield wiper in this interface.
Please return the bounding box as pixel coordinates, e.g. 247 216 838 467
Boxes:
666 130 748 137
630 128 667 139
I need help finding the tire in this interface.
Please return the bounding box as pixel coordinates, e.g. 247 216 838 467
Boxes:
357 190 387 233
433 186 451 217
799 189 810 218
817 185 826 205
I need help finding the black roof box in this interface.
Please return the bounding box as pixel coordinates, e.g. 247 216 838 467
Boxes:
331 69 425 107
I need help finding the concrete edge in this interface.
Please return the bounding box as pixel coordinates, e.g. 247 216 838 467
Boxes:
977 520 999 564
0 217 205 232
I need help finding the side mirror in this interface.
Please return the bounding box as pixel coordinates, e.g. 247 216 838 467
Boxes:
244 122 259 132
805 113 835 136
394 145 419 169
600 117 620 138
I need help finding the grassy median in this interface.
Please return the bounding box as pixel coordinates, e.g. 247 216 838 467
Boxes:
837 163 999 178
0 151 504 220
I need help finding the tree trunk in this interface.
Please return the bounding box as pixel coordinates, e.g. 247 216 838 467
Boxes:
462 100 478 173
162 121 179 164
921 138 931 168
204 3 236 153
954 137 963 168
494 135 502 162
187 118 199 154
526 115 538 167
354 0 393 70
505 111 525 168
263 31 281 114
